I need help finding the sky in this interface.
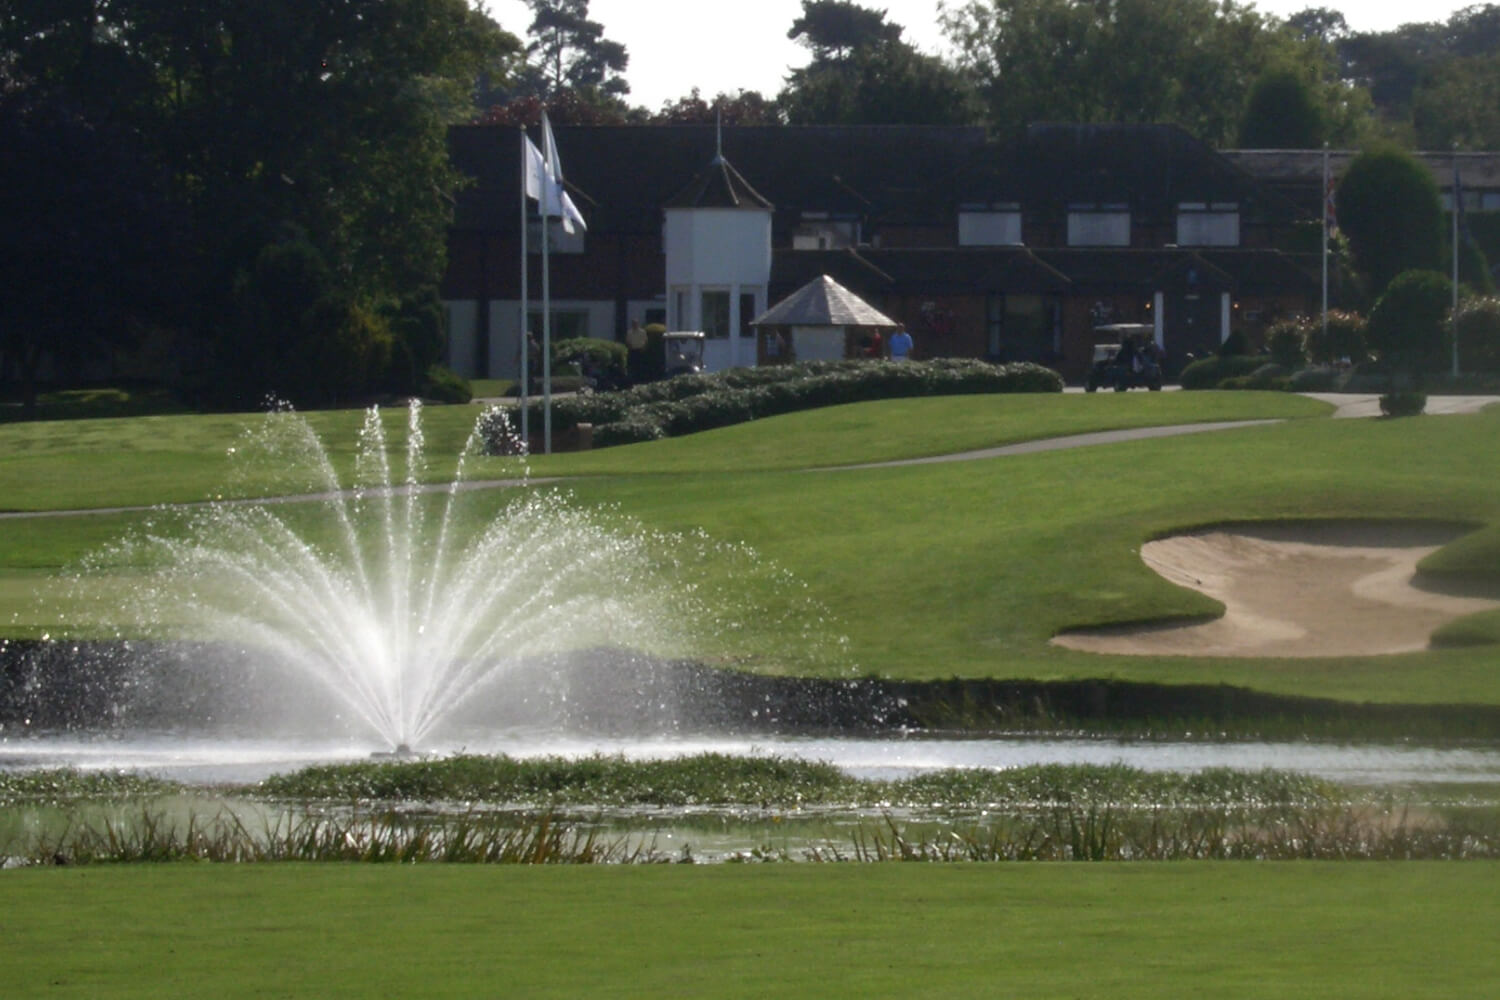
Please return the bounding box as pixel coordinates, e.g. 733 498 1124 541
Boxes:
488 0 1480 111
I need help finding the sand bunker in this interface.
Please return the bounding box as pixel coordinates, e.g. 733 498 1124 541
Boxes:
1053 522 1500 658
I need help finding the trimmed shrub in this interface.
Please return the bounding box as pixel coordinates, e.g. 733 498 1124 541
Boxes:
1286 366 1341 391
492 359 1061 452
1380 390 1427 416
1178 354 1265 389
420 365 472 403
1219 363 1289 391
1454 296 1500 373
1217 329 1251 357
553 337 627 379
1367 269 1453 372
1265 320 1307 369
1302 309 1368 365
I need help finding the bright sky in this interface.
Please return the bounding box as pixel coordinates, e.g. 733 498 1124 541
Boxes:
487 0 1480 111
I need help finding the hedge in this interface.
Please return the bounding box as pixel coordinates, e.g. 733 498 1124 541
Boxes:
1178 354 1266 389
490 359 1062 451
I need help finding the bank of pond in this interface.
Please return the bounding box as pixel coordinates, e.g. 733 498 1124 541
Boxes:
4 754 1500 865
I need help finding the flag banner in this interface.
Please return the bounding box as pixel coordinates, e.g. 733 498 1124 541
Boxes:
558 189 586 234
542 110 564 184
523 135 548 203
531 112 585 234
1455 163 1472 244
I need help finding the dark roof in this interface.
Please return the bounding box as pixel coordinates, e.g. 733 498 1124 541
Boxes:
665 155 773 209
949 124 1302 222
447 122 1305 236
448 124 988 234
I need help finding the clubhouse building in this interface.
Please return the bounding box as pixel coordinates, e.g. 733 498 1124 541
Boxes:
438 123 1487 382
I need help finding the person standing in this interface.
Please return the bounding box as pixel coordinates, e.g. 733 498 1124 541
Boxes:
889 326 913 361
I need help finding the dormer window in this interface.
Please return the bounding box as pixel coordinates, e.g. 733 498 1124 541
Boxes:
1067 204 1130 246
1176 202 1239 247
959 203 1022 246
792 212 858 250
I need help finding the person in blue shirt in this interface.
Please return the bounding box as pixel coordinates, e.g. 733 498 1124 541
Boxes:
889 327 913 361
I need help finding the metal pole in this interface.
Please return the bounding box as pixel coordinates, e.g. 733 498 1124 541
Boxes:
519 128 529 446
1453 148 1461 378
1321 144 1329 351
541 173 552 456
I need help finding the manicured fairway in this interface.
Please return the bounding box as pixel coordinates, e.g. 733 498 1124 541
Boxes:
2 863 1497 998
6 394 1500 706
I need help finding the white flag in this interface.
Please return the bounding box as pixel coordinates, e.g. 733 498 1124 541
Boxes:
540 111 585 235
523 134 548 203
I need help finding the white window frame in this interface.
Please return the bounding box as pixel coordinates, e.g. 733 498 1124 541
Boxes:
1067 206 1130 247
1175 202 1240 247
959 209 1023 247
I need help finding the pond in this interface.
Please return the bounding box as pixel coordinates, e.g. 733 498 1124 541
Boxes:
6 730 1500 787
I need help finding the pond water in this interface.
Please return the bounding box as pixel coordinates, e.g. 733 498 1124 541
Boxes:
5 730 1500 787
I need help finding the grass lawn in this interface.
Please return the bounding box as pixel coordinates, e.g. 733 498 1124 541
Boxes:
6 392 1500 705
2 862 1497 998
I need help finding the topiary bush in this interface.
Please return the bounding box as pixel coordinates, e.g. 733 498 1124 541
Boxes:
1265 319 1308 369
1178 354 1265 389
553 337 627 380
420 364 472 403
1454 296 1500 373
1302 309 1368 365
1379 390 1427 417
1367 269 1453 373
1219 363 1289 391
1286 365 1342 391
1217 329 1252 357
498 359 1061 451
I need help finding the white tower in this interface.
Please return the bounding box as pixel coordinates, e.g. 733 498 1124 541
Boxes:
662 139 773 372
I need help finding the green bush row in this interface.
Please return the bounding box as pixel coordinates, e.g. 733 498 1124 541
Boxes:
1178 354 1266 389
494 359 1062 450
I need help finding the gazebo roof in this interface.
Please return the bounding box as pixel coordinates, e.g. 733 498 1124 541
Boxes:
750 274 899 329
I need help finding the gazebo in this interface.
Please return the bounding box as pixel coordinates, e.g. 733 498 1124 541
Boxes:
749 275 900 364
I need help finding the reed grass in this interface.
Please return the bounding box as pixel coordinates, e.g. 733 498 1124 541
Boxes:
16 806 658 865
820 803 1500 862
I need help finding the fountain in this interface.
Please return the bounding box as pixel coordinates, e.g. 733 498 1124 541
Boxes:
6 401 834 753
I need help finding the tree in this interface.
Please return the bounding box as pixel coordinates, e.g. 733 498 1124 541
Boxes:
1282 7 1349 45
938 0 1297 144
1412 53 1500 149
1453 296 1500 372
649 89 784 125
1366 269 1453 374
0 91 178 414
1238 66 1324 148
781 40 983 125
2 0 517 409
780 3 981 125
788 0 904 61
522 0 629 99
1335 145 1445 296
475 90 634 126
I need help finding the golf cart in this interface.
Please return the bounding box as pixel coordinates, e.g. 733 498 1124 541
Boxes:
1085 323 1162 392
663 330 706 377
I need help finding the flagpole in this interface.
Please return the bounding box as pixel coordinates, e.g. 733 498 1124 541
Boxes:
519 127 530 448
541 137 552 457
1453 147 1461 378
1321 144 1329 351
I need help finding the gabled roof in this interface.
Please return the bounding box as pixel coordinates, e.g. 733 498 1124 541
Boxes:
751 274 900 328
665 155 773 210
